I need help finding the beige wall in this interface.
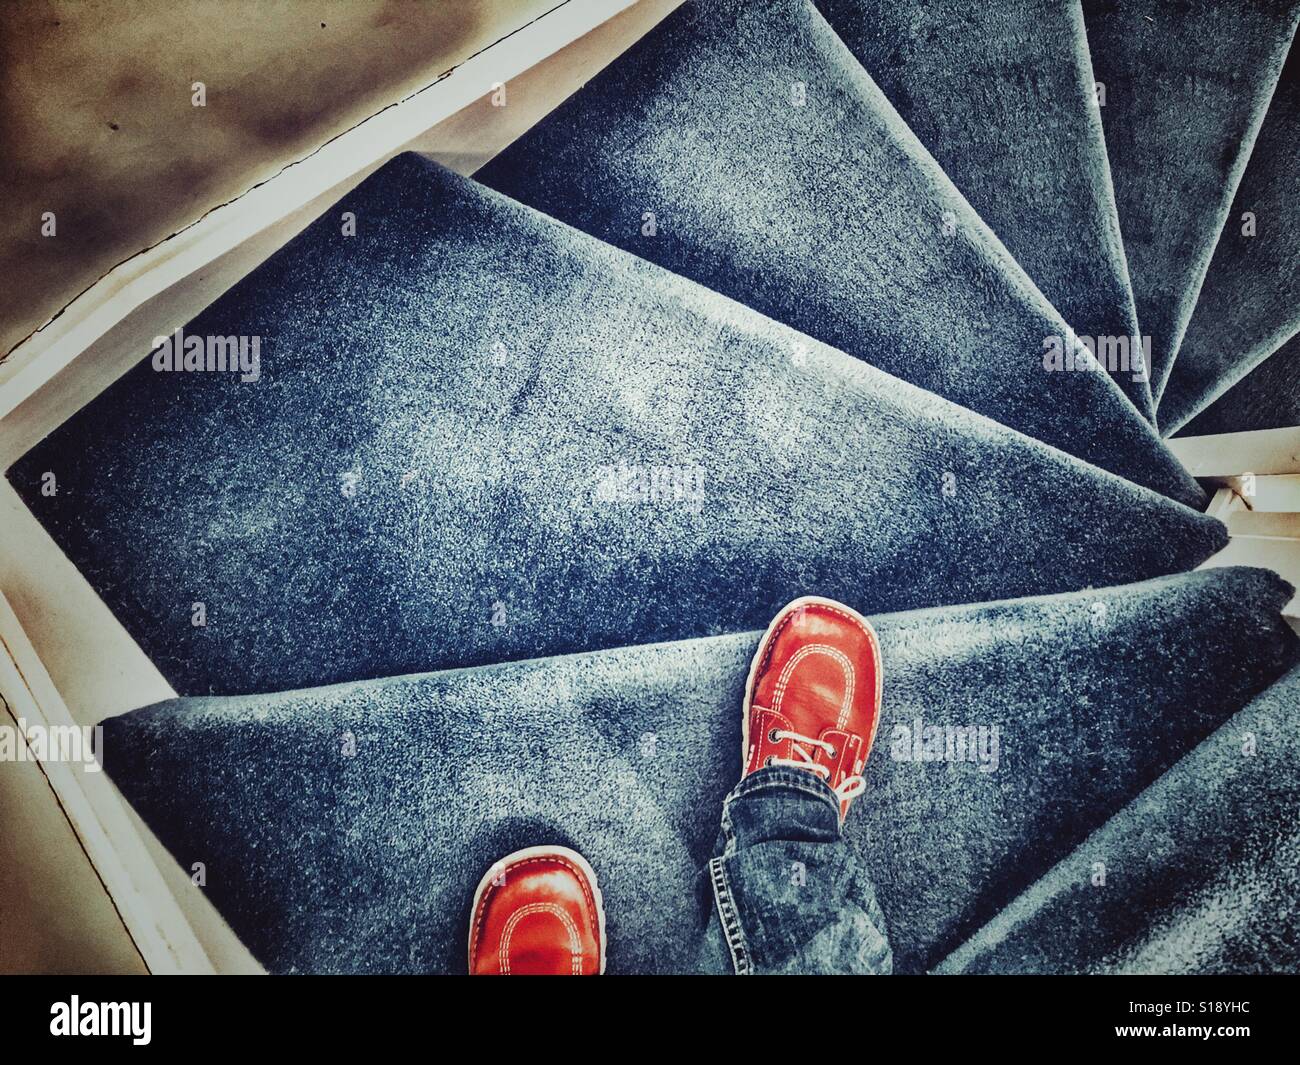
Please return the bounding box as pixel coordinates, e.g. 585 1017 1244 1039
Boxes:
0 0 561 359
0 691 147 973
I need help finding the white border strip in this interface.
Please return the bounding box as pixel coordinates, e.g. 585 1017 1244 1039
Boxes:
0 588 223 974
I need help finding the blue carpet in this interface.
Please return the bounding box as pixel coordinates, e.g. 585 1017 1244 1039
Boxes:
812 0 1152 420
1159 40 1300 435
7 155 1226 698
100 568 1298 974
1083 0 1300 405
938 662 1300 974
1179 331 1300 437
10 0 1299 978
478 0 1199 501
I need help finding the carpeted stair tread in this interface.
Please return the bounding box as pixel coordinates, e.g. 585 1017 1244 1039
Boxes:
1083 0 1300 405
812 0 1152 419
7 155 1227 698
1159 41 1300 436
937 662 1300 974
100 567 1299 974
1179 331 1300 437
477 0 1200 502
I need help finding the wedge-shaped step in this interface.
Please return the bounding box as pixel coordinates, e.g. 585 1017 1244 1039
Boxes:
1084 0 1300 404
478 0 1200 503
938 662 1300 974
9 156 1226 697
100 568 1298 974
813 0 1152 420
1181 332 1300 437
1160 41 1300 436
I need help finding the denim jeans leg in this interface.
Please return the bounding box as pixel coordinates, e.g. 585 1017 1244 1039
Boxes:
698 766 893 975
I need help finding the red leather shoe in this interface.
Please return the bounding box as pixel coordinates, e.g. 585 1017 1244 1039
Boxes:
743 595 884 820
468 846 606 975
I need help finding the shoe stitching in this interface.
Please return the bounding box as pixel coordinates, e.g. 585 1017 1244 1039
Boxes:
772 642 854 731
470 855 598 973
752 601 884 768
499 902 583 976
708 856 751 975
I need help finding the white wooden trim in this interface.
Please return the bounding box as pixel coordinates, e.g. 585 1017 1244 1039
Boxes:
1168 426 1300 479
1227 511 1300 539
1227 474 1300 513
0 481 172 729
0 492 269 972
0 589 243 974
1204 487 1247 523
1197 479 1300 617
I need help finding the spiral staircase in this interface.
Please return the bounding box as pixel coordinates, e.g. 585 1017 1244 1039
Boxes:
6 0 1300 973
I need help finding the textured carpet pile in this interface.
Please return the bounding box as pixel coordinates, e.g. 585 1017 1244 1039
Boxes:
6 0 1300 976
940 663 1300 975
1181 331 1300 437
8 156 1225 698
1083 0 1299 404
1160 39 1300 435
812 0 1151 419
101 569 1298 974
480 0 1195 498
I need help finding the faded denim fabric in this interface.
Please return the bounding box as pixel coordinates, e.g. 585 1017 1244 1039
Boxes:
700 767 892 975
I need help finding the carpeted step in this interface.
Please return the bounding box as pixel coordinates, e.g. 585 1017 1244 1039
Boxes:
1159 41 1300 436
100 567 1299 974
811 0 1153 420
937 662 1300 974
1083 0 1300 405
7 155 1227 698
477 0 1199 502
1179 331 1300 437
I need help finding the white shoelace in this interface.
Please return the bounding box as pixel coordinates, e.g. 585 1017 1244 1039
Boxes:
768 728 866 804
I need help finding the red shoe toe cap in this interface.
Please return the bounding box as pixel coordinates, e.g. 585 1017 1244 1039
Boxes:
469 847 605 975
